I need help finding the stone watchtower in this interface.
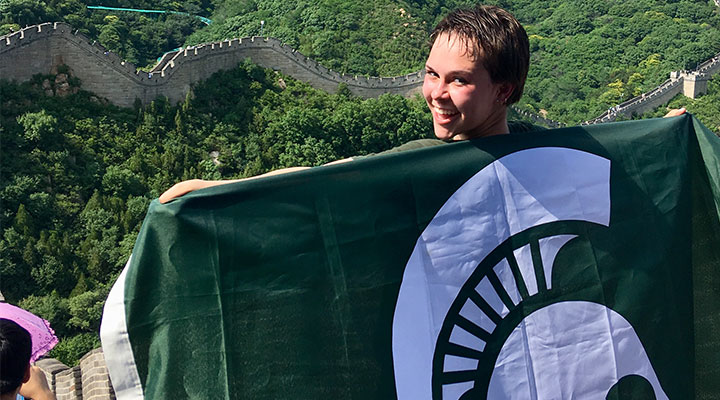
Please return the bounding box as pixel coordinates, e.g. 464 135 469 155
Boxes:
670 70 709 99
681 71 709 99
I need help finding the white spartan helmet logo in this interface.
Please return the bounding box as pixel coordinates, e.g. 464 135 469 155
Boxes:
392 148 669 399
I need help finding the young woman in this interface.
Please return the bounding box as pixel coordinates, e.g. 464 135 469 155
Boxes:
159 5 683 203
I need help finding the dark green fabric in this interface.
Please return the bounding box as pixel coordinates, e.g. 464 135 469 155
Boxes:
120 115 719 399
356 120 546 158
507 120 547 133
690 117 720 398
370 137 446 156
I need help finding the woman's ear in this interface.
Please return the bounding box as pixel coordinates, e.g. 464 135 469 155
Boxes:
496 83 515 104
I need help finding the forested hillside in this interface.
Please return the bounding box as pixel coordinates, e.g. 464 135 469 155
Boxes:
517 0 720 123
0 64 433 364
1 0 720 365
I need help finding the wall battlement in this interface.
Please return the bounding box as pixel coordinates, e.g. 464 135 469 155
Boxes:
2 22 56 48
36 348 114 400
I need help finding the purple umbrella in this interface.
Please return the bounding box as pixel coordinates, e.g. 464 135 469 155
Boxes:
0 302 59 362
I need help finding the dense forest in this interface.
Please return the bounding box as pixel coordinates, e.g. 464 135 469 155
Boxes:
0 63 436 364
518 0 720 123
1 0 720 365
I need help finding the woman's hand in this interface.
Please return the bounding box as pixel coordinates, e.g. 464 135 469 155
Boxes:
663 107 686 117
19 366 57 400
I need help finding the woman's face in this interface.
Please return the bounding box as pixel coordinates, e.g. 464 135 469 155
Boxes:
423 33 510 141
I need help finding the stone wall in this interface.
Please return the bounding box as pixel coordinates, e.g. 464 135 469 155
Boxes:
1 23 158 108
511 106 566 128
36 348 115 400
0 23 422 108
583 76 684 124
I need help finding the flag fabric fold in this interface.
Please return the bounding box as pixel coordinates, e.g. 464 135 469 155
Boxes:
101 115 720 399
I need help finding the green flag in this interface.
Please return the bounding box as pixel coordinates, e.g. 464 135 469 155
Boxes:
101 115 720 399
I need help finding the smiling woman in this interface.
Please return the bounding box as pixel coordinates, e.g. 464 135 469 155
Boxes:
424 34 511 141
422 6 530 141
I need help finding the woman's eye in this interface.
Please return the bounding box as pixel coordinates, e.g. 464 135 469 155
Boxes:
426 70 439 77
453 77 467 84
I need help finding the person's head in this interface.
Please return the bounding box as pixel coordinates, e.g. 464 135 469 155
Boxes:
423 5 529 140
0 318 32 396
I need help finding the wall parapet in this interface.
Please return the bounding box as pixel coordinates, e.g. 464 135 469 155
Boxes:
2 23 55 50
35 348 114 400
511 106 565 128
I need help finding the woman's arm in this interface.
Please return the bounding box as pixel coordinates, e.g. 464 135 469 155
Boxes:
159 158 356 204
159 179 243 204
158 165 336 204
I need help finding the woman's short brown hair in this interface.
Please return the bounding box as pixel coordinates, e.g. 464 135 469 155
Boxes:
430 5 529 104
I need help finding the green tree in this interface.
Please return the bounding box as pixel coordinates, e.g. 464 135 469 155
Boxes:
102 165 145 199
48 333 100 366
17 110 57 142
67 287 109 332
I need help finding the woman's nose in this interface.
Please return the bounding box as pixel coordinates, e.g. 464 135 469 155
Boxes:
431 80 449 100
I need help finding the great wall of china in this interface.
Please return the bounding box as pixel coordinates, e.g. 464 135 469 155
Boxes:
0 22 424 108
583 67 716 124
2 20 720 399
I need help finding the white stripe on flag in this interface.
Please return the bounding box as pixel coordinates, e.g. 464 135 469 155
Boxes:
100 257 145 399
